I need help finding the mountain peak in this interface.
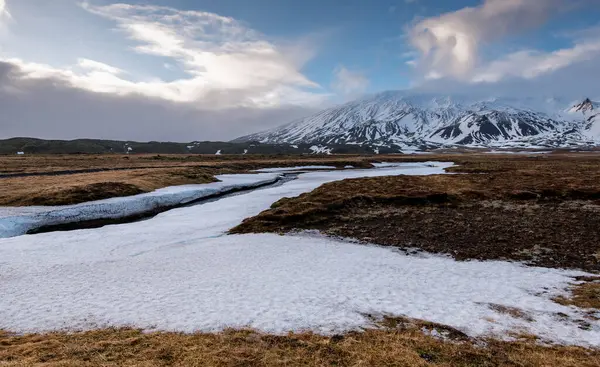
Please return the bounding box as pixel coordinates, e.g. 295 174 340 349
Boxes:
571 98 595 114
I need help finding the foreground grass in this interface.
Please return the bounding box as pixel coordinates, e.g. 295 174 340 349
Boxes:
2 320 600 367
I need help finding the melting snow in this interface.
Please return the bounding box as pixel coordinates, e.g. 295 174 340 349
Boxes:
0 173 281 238
1 162 599 346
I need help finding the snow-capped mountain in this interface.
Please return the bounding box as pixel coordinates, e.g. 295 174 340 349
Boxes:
568 98 600 140
235 91 600 149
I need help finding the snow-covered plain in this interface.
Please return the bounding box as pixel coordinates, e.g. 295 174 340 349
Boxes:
0 173 281 238
1 162 599 346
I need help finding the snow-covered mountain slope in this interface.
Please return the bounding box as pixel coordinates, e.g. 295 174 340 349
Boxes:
568 98 600 140
235 92 600 149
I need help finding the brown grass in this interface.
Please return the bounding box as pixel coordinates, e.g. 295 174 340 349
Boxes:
2 319 600 367
0 167 219 206
0 153 387 175
555 277 600 311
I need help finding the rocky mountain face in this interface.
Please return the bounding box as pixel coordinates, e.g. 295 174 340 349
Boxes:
571 98 600 140
235 92 600 150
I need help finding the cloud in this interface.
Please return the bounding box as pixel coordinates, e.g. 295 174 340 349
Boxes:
415 53 600 100
0 2 331 141
2 2 327 110
0 0 10 19
331 66 369 100
0 60 321 141
75 2 326 108
77 58 124 75
471 38 600 83
409 0 566 79
406 0 600 97
0 0 11 34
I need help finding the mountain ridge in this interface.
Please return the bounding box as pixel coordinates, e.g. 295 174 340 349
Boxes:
235 92 600 150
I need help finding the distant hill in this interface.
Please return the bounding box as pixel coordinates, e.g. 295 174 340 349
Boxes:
0 137 378 155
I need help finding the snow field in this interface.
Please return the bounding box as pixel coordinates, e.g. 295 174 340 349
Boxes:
1 162 599 346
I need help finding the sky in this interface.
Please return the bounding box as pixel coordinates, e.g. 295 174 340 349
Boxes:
1 0 599 141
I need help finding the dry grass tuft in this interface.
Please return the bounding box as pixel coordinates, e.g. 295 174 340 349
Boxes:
555 277 600 311
487 304 535 322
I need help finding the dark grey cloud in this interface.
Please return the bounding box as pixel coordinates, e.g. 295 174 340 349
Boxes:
0 61 319 141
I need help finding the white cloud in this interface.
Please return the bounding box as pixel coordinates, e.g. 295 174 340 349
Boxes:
331 66 369 99
0 0 11 35
77 58 124 75
0 0 10 19
472 38 600 83
2 2 327 110
407 0 600 90
77 2 324 108
409 0 564 79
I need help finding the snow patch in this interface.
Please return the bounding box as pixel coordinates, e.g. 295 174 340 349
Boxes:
309 145 332 155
